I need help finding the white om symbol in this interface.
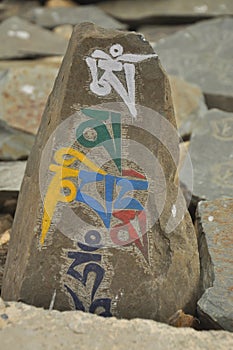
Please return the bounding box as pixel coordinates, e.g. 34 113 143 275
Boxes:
86 44 157 118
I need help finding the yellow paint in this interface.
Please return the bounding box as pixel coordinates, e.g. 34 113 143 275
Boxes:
40 148 106 245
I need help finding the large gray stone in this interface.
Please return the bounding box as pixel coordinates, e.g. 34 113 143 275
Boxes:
0 161 26 192
196 198 233 331
0 120 34 160
180 109 233 203
0 64 59 135
0 298 233 350
0 16 68 60
169 75 207 139
153 17 233 112
2 23 199 323
138 24 187 44
100 0 233 26
22 5 127 29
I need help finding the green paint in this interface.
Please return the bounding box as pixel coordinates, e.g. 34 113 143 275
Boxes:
76 109 121 172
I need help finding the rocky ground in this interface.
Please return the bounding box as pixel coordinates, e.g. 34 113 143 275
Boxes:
0 0 232 348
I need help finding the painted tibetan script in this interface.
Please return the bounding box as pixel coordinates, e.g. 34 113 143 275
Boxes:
86 44 157 118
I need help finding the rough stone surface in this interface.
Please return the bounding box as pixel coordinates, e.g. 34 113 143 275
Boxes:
0 65 59 135
100 0 233 26
0 120 34 160
22 6 126 30
2 23 199 323
169 76 207 139
0 299 233 350
138 24 187 44
180 109 233 203
0 161 26 192
153 18 233 112
0 16 68 60
196 198 233 332
53 24 73 40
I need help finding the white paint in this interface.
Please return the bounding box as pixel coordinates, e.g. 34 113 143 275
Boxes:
86 44 157 118
21 84 35 95
49 289 57 310
208 216 214 222
172 204 177 218
194 5 208 13
7 30 30 40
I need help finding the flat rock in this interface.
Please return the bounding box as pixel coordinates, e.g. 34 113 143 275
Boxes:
0 16 68 60
2 23 199 322
196 198 233 331
180 109 233 203
0 64 59 135
153 17 233 112
0 299 233 350
0 120 34 160
0 161 26 192
53 24 73 40
100 0 233 26
169 76 207 139
22 6 126 29
138 24 187 44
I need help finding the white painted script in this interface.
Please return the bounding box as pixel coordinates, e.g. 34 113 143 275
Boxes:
86 44 157 118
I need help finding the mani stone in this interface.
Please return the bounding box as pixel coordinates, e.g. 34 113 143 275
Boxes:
180 109 233 205
0 65 59 135
0 16 68 60
196 198 233 331
99 0 233 26
2 23 199 323
22 6 126 30
153 17 233 112
169 76 207 139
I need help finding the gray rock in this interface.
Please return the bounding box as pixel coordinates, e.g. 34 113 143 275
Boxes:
138 24 187 44
22 6 127 29
2 23 199 322
0 64 59 135
196 198 233 331
180 109 233 202
0 16 68 60
169 75 207 139
0 120 34 160
100 0 233 26
153 17 233 112
0 298 233 350
0 161 26 192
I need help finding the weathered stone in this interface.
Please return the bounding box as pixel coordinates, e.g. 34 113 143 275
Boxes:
196 198 233 331
169 76 207 139
0 299 233 350
0 16 68 60
0 120 34 160
0 214 12 235
22 6 126 29
46 0 77 7
0 161 26 192
0 229 11 291
2 23 199 323
1 65 59 135
180 109 233 203
168 309 200 329
53 24 73 40
154 18 233 112
138 25 187 44
100 0 233 26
